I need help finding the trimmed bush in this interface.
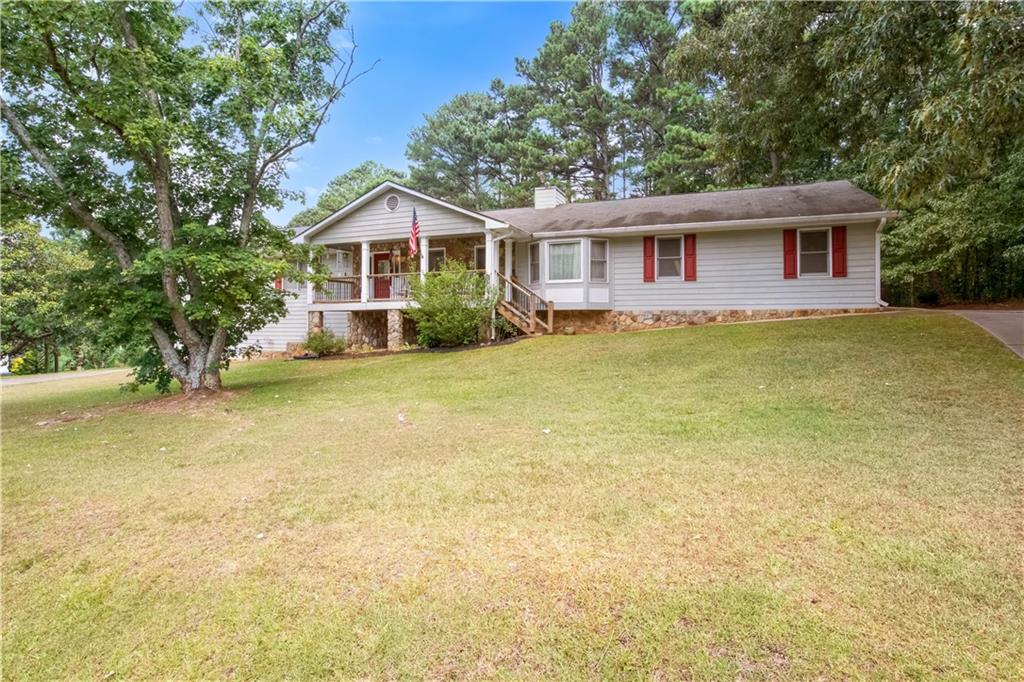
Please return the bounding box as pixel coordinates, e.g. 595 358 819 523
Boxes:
405 261 498 347
304 330 346 356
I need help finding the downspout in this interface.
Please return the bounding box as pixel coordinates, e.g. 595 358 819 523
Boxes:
875 217 888 307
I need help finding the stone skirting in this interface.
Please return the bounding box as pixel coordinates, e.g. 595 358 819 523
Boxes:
552 308 881 334
349 309 417 350
348 310 388 349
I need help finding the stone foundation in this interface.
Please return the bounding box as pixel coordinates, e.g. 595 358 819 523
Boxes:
348 310 387 349
349 309 417 350
553 307 881 334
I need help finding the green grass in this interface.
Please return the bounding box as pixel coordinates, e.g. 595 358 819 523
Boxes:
2 312 1022 680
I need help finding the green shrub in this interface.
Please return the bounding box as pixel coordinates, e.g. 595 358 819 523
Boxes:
305 330 346 356
493 315 521 340
405 261 498 347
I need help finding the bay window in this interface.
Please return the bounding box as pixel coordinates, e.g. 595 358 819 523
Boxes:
590 239 608 282
548 241 582 281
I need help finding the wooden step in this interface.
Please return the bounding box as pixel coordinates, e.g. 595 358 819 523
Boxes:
497 302 541 336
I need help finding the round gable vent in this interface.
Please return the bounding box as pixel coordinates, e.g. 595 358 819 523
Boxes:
384 194 400 212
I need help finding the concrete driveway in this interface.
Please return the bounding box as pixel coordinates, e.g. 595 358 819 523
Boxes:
0 368 130 386
954 310 1024 358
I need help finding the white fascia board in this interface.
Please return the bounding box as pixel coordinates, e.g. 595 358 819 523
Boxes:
528 210 900 239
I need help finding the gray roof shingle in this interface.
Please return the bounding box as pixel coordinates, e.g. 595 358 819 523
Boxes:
484 181 883 233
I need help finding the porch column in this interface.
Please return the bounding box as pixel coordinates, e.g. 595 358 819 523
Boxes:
360 240 370 303
485 231 497 287
419 235 429 282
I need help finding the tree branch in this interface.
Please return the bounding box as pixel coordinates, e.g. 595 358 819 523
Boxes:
0 98 134 270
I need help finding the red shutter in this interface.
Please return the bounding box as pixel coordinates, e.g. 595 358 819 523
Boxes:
643 236 655 282
783 229 797 279
684 234 696 281
274 277 283 290
832 226 847 277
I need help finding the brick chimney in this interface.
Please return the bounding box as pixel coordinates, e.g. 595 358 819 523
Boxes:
534 186 567 209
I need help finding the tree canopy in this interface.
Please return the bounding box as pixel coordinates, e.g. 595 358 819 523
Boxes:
1 0 366 391
288 160 405 228
408 0 1024 303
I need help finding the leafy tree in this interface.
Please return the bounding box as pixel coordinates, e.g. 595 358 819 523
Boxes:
0 221 90 366
676 0 1024 302
406 92 498 210
516 0 620 200
288 160 405 228
1 0 368 392
612 1 713 195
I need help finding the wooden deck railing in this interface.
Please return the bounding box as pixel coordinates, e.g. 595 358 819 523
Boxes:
497 272 553 334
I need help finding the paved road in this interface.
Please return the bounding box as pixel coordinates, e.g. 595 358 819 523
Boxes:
0 368 129 386
954 310 1024 358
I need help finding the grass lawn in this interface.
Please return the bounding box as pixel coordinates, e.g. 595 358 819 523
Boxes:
2 312 1022 679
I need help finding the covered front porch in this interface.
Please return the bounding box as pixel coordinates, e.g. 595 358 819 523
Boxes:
309 234 506 309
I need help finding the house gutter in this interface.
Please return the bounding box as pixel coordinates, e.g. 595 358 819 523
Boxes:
528 210 899 239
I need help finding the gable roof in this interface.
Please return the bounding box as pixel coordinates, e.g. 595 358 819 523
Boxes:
298 180 509 241
484 181 888 234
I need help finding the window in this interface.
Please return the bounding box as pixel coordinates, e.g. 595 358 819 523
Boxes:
428 248 446 272
548 241 581 281
656 237 681 278
590 239 608 282
474 245 487 271
384 194 400 212
529 243 540 283
799 229 829 276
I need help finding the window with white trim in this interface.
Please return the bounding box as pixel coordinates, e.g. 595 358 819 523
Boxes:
799 229 829 276
590 239 608 282
428 248 446 272
548 241 581 281
656 237 681 278
474 245 487 271
529 243 540 283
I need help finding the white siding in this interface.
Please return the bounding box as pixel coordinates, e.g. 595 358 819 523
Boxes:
609 224 878 310
311 189 485 244
243 297 348 352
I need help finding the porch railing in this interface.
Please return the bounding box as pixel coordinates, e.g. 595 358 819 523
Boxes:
497 272 553 334
314 277 361 303
369 272 413 301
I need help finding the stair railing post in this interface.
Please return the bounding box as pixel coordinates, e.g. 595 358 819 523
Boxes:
547 301 553 332
529 293 537 333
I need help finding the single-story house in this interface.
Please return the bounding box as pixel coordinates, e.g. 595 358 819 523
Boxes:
244 180 897 352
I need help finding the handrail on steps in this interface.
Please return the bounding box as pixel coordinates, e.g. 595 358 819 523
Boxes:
496 272 554 334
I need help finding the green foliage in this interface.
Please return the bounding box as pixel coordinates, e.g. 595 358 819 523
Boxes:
407 93 499 210
405 261 498 347
305 330 346 356
673 0 1024 302
492 315 521 341
1 0 355 391
407 1 709 205
288 161 406 228
0 222 91 360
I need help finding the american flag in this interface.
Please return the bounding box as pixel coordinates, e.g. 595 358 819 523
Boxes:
409 207 420 257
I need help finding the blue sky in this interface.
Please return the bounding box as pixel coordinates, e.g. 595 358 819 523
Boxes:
260 1 574 224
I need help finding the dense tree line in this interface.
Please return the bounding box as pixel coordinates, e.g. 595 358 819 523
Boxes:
406 0 1023 303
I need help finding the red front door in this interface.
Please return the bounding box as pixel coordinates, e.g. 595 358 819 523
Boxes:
373 252 391 299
